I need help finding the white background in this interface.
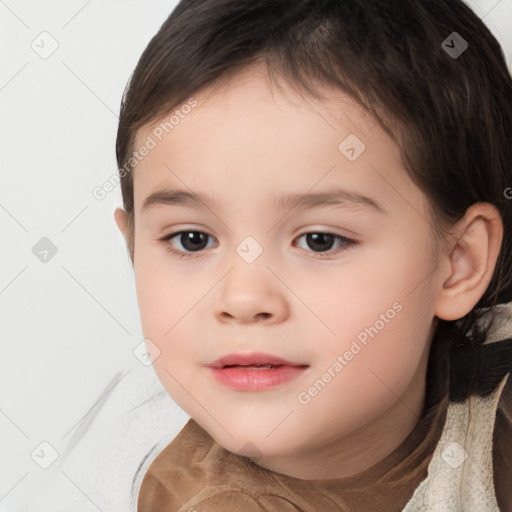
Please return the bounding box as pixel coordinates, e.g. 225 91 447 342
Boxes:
0 0 511 510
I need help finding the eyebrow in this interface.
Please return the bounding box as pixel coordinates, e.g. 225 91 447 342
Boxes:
141 187 387 214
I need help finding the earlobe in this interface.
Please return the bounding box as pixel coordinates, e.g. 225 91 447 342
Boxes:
114 207 128 236
435 203 503 321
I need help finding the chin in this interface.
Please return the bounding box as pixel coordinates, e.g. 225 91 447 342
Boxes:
212 424 297 460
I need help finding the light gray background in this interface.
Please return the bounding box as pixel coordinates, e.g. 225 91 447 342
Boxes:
1 0 511 510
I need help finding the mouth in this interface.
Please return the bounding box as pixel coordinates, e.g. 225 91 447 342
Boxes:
222 363 282 369
208 352 307 369
207 352 309 391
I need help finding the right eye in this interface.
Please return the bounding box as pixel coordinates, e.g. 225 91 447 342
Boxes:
158 230 217 259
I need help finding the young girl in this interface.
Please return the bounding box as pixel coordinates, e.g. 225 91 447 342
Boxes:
112 0 512 510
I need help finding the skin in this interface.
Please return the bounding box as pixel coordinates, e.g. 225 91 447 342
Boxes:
114 63 503 480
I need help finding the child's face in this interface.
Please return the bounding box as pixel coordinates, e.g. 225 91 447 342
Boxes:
120 65 447 478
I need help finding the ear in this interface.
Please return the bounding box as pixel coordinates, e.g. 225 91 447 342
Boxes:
434 202 503 321
114 207 128 236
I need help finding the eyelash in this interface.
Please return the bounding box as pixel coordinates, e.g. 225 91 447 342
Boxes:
157 230 358 260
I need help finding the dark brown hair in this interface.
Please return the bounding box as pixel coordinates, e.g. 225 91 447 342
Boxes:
117 0 512 394
118 1 512 499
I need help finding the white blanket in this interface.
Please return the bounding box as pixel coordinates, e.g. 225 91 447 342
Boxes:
6 363 189 512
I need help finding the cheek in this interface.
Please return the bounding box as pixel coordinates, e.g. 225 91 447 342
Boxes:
133 248 217 383
133 239 199 326
300 242 435 414
295 307 431 440
301 238 433 341
133 258 202 407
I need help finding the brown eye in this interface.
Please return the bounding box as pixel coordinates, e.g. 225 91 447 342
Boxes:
159 230 216 259
177 231 210 251
304 233 336 251
294 232 357 258
158 230 357 260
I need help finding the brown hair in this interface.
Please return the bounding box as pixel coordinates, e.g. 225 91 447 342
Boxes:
116 0 512 364
119 1 512 498
117 1 512 394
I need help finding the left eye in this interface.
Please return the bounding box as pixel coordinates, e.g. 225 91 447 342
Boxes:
158 230 357 259
294 232 356 256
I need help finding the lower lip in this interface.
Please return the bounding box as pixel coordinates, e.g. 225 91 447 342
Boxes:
209 365 308 391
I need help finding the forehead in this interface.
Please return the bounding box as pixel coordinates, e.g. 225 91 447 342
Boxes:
137 64 378 147
130 64 424 217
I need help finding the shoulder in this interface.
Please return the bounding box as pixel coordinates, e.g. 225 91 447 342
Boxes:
175 487 275 512
140 475 277 512
138 419 275 512
494 367 512 511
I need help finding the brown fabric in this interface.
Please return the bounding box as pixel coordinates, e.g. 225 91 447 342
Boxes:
493 371 512 512
137 325 512 512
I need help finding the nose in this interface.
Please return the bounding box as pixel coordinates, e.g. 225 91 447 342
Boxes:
214 265 289 325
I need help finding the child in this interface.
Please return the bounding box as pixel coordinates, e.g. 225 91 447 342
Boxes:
113 0 512 510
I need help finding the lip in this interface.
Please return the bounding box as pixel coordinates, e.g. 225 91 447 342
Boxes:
207 352 309 391
208 352 306 369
